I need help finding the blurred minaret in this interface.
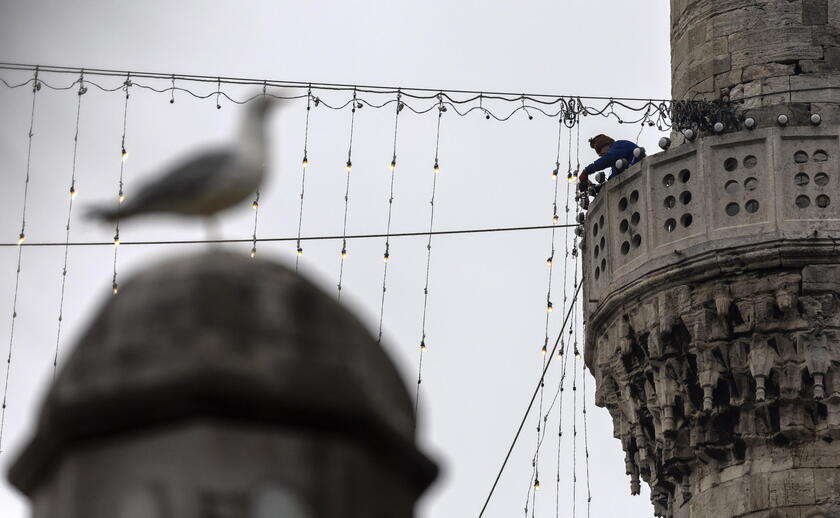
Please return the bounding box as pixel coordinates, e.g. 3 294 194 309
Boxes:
8 252 437 518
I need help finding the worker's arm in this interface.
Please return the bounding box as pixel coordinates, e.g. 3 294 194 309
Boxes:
581 146 625 178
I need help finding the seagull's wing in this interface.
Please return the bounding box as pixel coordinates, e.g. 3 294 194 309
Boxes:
125 149 238 214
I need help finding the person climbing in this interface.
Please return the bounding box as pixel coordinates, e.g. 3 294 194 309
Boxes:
578 134 642 188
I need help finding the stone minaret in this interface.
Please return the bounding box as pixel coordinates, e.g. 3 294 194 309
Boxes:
582 2 840 517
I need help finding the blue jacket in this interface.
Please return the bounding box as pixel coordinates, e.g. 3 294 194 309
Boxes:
582 140 639 179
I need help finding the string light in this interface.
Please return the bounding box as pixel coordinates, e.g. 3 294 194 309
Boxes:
111 73 131 296
1 67 40 453
582 363 593 518
53 73 86 378
416 96 445 415
336 90 358 301
3 63 795 132
294 87 313 270
377 92 402 343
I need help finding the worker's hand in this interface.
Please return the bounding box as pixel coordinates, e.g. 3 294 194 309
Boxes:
578 172 589 188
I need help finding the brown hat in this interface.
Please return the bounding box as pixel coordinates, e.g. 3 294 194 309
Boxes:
589 134 614 152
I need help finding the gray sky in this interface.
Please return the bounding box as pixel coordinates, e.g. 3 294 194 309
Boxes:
0 1 670 516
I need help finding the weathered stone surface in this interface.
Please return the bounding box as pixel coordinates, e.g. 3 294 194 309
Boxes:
803 0 829 26
583 121 840 517
742 63 796 82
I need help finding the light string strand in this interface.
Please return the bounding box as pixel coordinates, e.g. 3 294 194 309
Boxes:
477 280 583 518
111 74 131 295
583 353 592 518
294 87 313 270
52 73 86 378
249 83 269 258
415 96 445 415
0 68 40 453
336 90 358 301
525 116 566 518
376 93 402 343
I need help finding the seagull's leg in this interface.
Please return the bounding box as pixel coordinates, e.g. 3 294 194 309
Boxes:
204 216 222 246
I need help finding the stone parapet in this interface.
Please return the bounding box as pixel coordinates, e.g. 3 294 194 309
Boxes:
581 126 840 517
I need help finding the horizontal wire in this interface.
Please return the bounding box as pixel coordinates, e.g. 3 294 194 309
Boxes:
0 223 574 248
0 62 670 103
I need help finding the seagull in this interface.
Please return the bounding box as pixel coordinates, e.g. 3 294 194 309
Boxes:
88 94 283 224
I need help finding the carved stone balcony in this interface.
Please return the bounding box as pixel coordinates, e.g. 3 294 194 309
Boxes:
581 125 840 518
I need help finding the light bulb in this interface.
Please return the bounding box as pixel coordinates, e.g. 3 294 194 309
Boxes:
112 284 119 295
534 480 541 490
552 168 559 177
552 214 560 224
420 340 427 351
574 349 581 359
547 301 553 312
558 348 565 358
297 247 304 256
540 345 547 355
433 161 440 174
302 156 308 168
119 192 125 203
389 160 396 171
341 249 347 258
251 201 258 210
568 172 578 183
121 149 128 162
70 187 77 199
546 256 553 265
113 236 120 246
346 160 352 172
17 233 25 246
384 253 390 262
250 248 256 258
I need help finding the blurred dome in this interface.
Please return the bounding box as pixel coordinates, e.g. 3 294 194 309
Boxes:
10 251 435 494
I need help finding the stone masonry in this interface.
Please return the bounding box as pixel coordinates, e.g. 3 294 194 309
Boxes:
581 2 840 517
671 0 840 128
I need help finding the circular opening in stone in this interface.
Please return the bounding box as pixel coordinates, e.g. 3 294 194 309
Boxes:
724 158 738 171
663 174 675 188
594 245 600 258
744 177 758 191
630 190 639 204
815 173 829 187
679 169 691 183
745 199 759 213
680 191 692 205
796 195 811 208
817 195 830 208
664 195 676 209
794 150 809 163
664 218 677 232
795 172 810 186
595 266 600 279
814 150 829 162
632 234 642 248
681 213 693 227
619 219 629 233
743 155 757 169
593 223 599 237
726 202 740 216
725 180 740 195
600 236 605 249
619 197 628 211
621 241 630 255
631 212 641 225
601 258 606 271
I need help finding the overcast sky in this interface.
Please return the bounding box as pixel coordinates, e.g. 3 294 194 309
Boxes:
0 2 671 517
